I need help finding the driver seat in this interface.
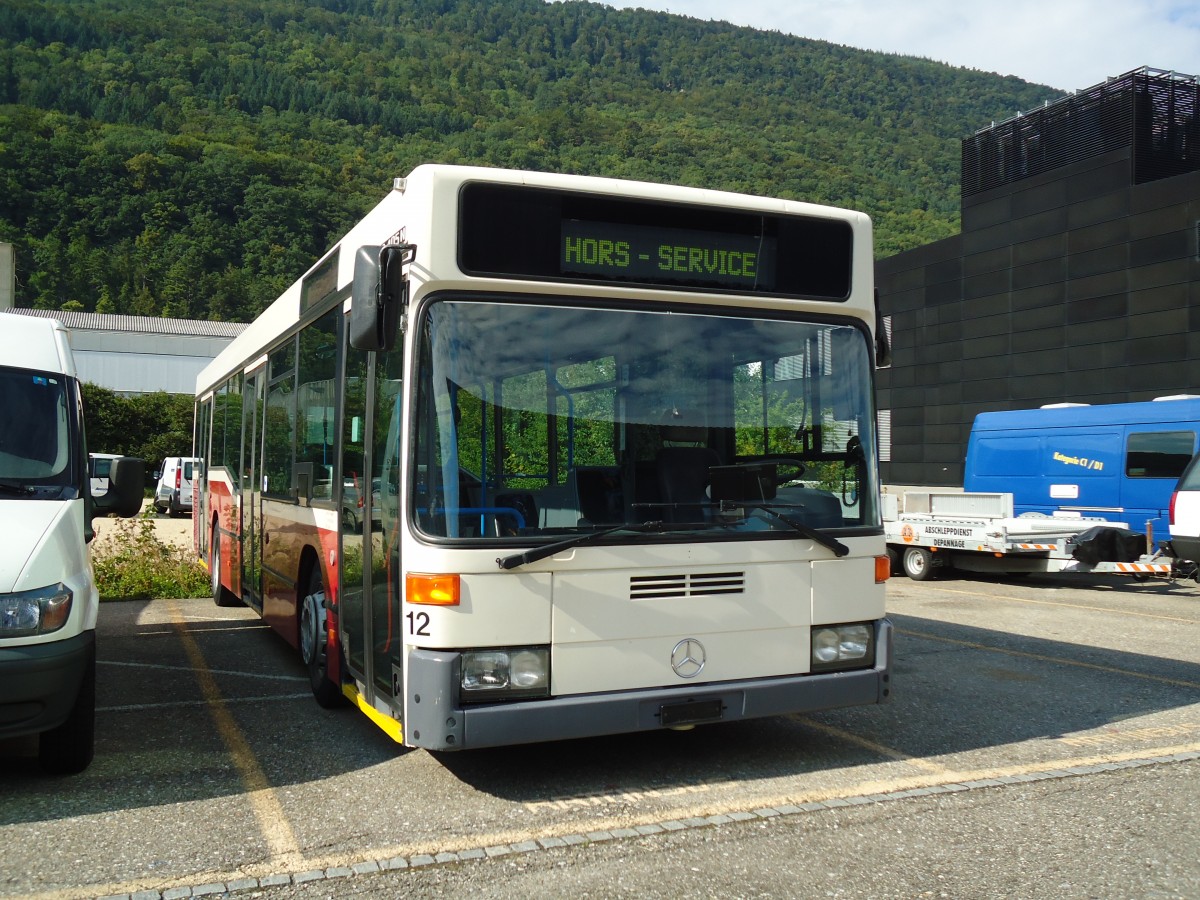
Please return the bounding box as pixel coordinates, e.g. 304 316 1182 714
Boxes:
656 411 719 523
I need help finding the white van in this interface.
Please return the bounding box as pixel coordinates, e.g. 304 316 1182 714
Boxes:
0 314 143 774
154 456 200 517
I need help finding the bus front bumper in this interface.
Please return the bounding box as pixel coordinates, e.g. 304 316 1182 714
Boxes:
405 618 892 751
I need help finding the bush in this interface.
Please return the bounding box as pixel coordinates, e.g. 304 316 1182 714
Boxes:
92 509 210 601
81 383 196 479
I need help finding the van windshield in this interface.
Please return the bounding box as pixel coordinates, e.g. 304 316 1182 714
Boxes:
0 366 81 498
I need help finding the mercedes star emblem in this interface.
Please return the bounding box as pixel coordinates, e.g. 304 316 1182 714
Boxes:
670 638 706 679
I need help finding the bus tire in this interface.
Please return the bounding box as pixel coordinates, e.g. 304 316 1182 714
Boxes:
211 523 240 607
903 546 937 581
300 565 346 709
38 643 96 775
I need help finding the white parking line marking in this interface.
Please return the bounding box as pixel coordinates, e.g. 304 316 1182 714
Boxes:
134 623 268 636
100 659 307 682
99 693 312 713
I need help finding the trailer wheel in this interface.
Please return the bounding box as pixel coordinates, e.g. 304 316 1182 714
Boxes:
903 546 937 581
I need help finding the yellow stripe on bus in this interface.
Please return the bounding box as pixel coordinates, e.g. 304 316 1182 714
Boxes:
343 683 405 744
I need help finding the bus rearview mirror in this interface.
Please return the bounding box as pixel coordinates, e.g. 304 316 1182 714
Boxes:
350 243 415 352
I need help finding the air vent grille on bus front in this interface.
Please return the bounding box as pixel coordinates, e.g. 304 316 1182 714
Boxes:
629 572 745 600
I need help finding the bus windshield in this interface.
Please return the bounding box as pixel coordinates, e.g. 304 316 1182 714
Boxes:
412 298 879 542
0 366 79 499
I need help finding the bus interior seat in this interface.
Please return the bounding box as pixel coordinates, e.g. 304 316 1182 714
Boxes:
535 481 582 529
656 414 719 523
493 492 537 534
774 486 844 529
574 466 624 525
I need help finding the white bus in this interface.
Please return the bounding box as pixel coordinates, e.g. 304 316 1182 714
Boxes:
195 165 893 750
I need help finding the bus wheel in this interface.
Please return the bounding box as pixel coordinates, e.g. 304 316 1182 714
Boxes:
903 547 937 581
38 643 95 775
300 567 345 709
211 524 240 607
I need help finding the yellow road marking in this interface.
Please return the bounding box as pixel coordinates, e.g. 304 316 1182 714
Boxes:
166 599 305 869
897 627 1200 690
793 716 952 774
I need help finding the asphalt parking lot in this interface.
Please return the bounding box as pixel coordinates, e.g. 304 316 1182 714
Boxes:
2 570 1199 899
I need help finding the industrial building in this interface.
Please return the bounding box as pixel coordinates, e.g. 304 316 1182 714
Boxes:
876 67 1200 487
2 308 244 396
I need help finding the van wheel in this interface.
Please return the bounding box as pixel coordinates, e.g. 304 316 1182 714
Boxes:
903 547 937 581
300 566 346 709
39 643 95 775
211 524 240 607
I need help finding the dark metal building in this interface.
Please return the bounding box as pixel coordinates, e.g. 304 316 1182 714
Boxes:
876 67 1200 487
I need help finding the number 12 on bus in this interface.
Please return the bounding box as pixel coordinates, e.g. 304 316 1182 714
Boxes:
194 165 893 751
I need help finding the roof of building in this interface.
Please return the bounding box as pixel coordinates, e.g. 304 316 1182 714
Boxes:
4 308 247 338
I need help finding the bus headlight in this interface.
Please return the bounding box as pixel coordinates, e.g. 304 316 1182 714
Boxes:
0 583 73 637
461 647 549 700
810 623 873 672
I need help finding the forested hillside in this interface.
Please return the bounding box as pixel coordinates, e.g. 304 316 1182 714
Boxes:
0 0 1060 321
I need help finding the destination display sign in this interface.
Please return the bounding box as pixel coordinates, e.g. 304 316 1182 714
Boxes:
560 221 775 289
458 182 853 300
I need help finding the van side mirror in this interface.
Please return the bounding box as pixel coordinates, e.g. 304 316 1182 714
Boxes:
93 457 146 519
350 242 416 352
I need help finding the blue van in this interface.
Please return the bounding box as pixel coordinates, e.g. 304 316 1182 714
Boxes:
963 397 1200 546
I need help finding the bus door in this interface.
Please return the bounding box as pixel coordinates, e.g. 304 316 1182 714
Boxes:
369 354 404 705
339 336 405 716
241 364 265 609
340 343 369 685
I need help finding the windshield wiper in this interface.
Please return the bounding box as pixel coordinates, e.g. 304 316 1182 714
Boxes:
0 481 34 496
747 504 849 557
497 521 670 570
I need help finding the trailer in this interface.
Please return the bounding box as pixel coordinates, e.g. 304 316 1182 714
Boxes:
883 490 1175 581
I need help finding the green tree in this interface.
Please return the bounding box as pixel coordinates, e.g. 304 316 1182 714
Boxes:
0 0 1062 320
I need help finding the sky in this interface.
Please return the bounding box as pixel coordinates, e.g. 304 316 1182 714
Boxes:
601 0 1199 92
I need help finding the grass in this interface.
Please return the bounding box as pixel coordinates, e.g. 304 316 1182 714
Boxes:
92 508 210 601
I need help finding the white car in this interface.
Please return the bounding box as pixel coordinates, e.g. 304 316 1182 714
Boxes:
1168 452 1200 564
